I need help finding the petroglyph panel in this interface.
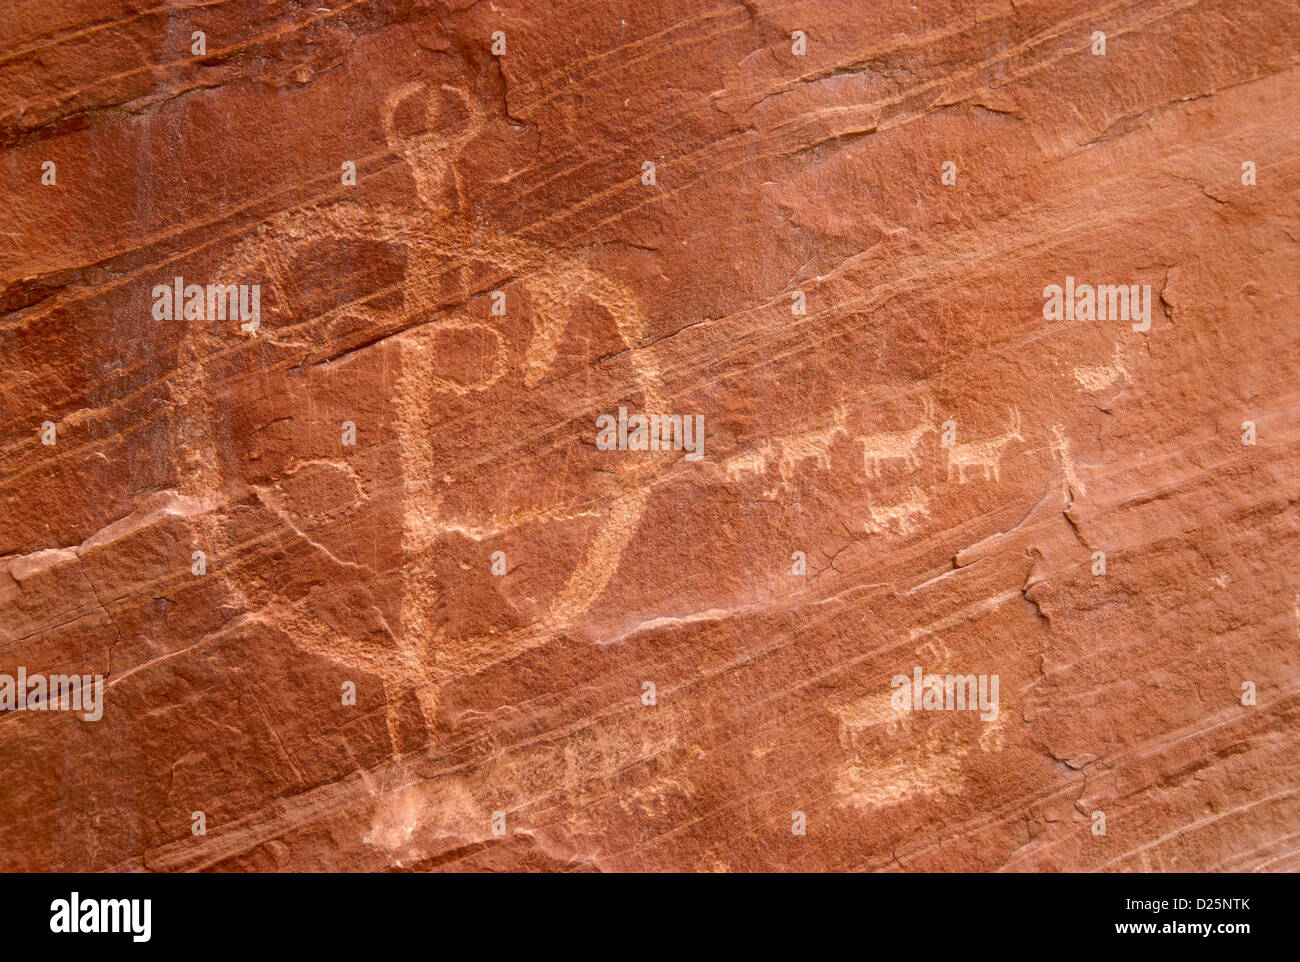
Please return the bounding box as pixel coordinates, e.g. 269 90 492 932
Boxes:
2 0 1297 877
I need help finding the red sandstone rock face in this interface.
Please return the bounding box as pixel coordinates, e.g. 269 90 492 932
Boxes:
1 0 1298 872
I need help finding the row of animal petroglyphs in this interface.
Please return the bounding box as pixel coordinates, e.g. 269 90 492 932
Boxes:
719 399 1042 539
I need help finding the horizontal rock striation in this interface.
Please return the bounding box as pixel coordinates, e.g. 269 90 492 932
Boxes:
1 0 1297 871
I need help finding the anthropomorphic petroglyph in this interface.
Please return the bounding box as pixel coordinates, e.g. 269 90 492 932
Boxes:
1050 424 1086 506
945 408 1024 483
380 84 670 660
173 80 671 746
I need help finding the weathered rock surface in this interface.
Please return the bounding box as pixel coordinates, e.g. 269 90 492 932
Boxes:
1 0 1297 871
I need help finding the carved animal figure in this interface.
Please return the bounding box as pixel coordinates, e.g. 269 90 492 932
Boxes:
945 408 1024 483
859 398 936 478
864 486 930 536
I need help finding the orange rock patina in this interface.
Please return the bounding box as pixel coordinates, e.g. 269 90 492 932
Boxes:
1 0 1297 872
